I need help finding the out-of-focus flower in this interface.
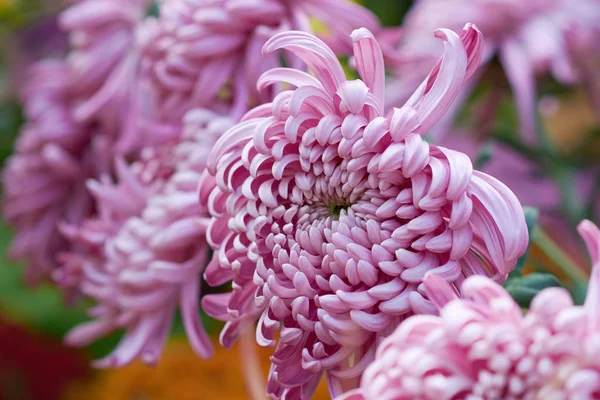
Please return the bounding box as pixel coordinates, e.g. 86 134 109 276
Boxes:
388 0 600 141
137 0 381 131
2 60 111 284
340 219 600 400
56 109 233 367
201 25 528 398
6 16 68 93
59 0 148 152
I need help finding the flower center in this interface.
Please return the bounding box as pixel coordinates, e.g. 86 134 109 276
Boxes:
328 203 350 219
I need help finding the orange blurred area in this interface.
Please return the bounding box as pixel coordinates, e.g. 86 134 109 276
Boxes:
64 337 331 400
541 90 598 155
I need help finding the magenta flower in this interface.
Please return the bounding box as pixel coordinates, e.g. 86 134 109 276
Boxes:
57 110 233 366
201 25 528 398
2 61 111 284
59 0 148 152
340 219 600 400
388 0 600 141
138 0 381 129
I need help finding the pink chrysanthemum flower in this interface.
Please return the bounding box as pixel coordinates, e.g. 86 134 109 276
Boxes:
387 0 600 141
340 219 600 400
138 0 381 130
200 25 528 398
59 0 148 152
2 60 111 284
57 109 234 366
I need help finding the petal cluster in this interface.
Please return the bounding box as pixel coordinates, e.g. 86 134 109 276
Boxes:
201 25 528 398
2 61 111 283
138 0 381 126
57 110 233 366
342 220 600 400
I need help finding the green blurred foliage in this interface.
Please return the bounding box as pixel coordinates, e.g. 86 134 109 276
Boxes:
363 0 412 27
0 222 86 335
503 208 564 308
0 99 22 165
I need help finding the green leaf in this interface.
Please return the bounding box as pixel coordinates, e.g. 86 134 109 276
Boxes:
505 272 562 308
474 141 494 170
363 0 412 27
507 207 539 281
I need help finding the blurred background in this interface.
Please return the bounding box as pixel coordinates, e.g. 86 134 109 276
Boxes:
0 0 598 399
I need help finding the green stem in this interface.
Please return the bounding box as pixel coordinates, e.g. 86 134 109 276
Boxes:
533 228 588 286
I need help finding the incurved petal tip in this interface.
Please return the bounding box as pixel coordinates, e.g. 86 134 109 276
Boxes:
406 23 485 135
579 219 600 267
352 27 385 116
423 273 458 310
351 27 375 43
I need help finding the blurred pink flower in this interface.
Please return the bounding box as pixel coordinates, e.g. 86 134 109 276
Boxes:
56 110 233 367
137 0 381 131
388 0 600 141
59 0 149 152
200 25 528 398
7 17 68 93
340 219 600 400
2 60 111 284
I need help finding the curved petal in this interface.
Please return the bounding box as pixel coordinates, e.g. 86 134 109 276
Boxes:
263 30 346 94
352 28 385 116
404 24 484 135
580 220 600 328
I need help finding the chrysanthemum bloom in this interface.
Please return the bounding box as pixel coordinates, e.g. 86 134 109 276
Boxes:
341 219 600 400
201 25 528 398
59 0 149 151
57 109 233 367
2 60 111 284
387 0 600 141
138 0 381 130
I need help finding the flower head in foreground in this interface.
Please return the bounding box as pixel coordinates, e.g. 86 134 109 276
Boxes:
341 219 600 400
201 25 528 398
57 110 233 366
388 0 600 141
59 0 149 152
138 0 381 129
2 60 111 284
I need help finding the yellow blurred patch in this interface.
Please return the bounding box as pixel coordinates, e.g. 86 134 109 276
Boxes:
310 18 330 36
64 338 332 400
541 90 598 155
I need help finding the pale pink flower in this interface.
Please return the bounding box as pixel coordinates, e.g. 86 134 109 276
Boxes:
137 0 381 131
388 0 600 141
200 25 528 398
2 60 111 284
56 109 234 366
341 219 600 400
59 0 148 152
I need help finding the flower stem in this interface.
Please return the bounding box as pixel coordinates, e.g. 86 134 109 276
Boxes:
533 228 588 285
239 328 267 400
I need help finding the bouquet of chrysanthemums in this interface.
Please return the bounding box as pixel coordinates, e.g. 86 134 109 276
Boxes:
2 0 600 398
